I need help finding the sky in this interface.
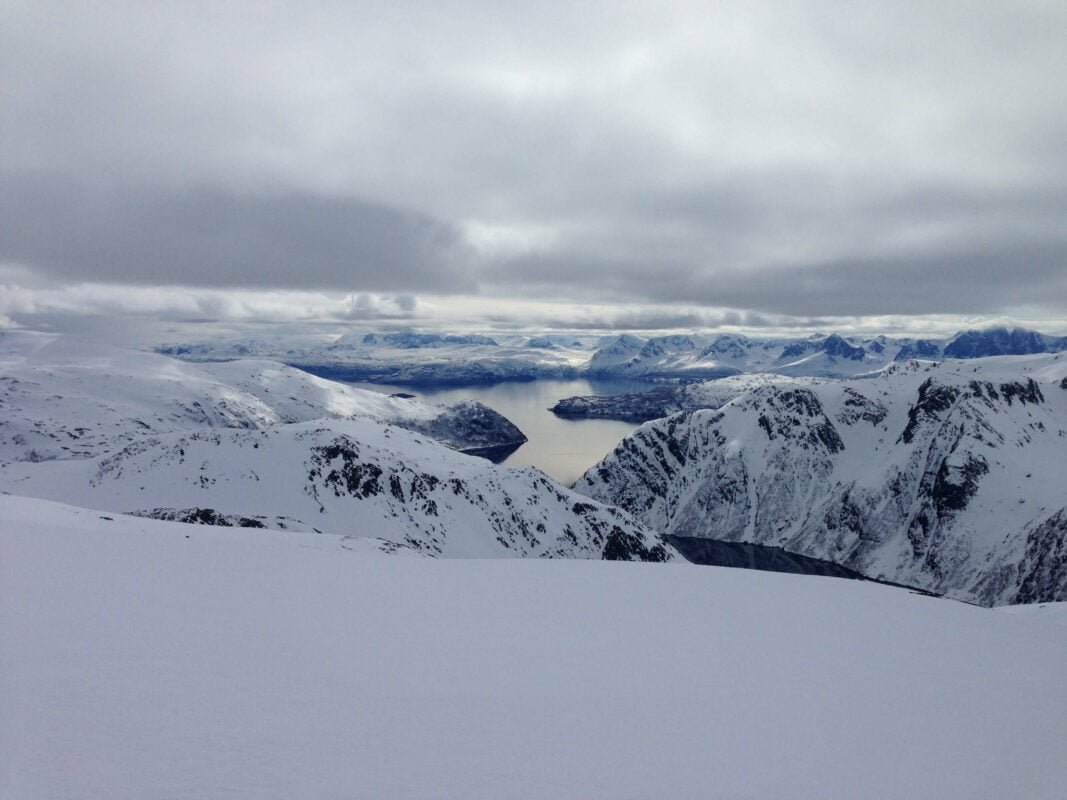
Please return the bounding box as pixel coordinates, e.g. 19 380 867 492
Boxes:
3 0 1067 337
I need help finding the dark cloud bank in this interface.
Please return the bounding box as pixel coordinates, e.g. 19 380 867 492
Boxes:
0 174 475 293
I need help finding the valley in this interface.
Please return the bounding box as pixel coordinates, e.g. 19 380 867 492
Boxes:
349 378 647 485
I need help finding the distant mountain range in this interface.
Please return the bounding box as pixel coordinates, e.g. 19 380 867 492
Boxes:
155 325 1067 386
584 327 1067 381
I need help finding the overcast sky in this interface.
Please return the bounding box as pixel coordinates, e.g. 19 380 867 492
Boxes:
3 0 1066 335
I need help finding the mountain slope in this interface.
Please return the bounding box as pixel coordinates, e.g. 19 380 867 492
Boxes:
1 416 672 560
0 330 525 463
574 354 1067 604
4 495 1065 800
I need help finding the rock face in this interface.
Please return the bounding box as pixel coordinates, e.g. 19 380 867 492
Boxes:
574 354 1067 605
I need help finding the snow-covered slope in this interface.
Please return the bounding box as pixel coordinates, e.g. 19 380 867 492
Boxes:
575 354 1067 605
3 495 1065 800
0 330 525 463
0 416 672 560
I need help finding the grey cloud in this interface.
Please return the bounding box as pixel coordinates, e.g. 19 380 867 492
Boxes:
0 173 476 292
3 1 1067 324
490 174 1067 317
497 237 1067 318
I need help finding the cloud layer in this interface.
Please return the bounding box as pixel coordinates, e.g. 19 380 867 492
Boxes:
3 1 1066 326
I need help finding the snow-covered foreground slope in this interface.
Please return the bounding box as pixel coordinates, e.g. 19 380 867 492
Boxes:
0 416 670 559
0 330 524 464
3 495 1065 800
576 354 1067 605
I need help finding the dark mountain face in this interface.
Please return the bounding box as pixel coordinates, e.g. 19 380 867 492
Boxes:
893 339 942 361
943 327 1049 358
820 334 866 361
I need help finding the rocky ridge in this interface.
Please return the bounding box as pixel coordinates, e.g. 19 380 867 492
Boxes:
573 354 1067 605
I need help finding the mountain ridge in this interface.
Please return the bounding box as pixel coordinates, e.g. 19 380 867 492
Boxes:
573 353 1067 605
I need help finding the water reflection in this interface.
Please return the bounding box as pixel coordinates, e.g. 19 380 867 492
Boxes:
352 379 648 486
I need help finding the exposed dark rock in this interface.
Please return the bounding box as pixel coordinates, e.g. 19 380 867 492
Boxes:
893 339 941 361
899 379 960 444
933 453 989 515
1013 510 1067 604
998 379 1044 406
603 527 670 561
132 507 268 528
551 387 680 423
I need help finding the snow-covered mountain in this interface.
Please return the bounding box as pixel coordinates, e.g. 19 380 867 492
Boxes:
159 329 591 385
554 327 1067 421
0 330 525 463
574 354 1067 605
942 327 1067 358
1 417 672 559
584 331 890 380
153 325 1067 386
581 326 1067 381
1 331 670 560
586 333 742 380
4 494 1065 800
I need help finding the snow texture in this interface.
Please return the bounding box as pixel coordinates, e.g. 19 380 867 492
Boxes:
2 495 1065 800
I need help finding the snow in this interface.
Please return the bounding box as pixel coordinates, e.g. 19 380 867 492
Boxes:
0 330 518 464
2 495 1065 799
0 330 668 560
0 414 670 559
